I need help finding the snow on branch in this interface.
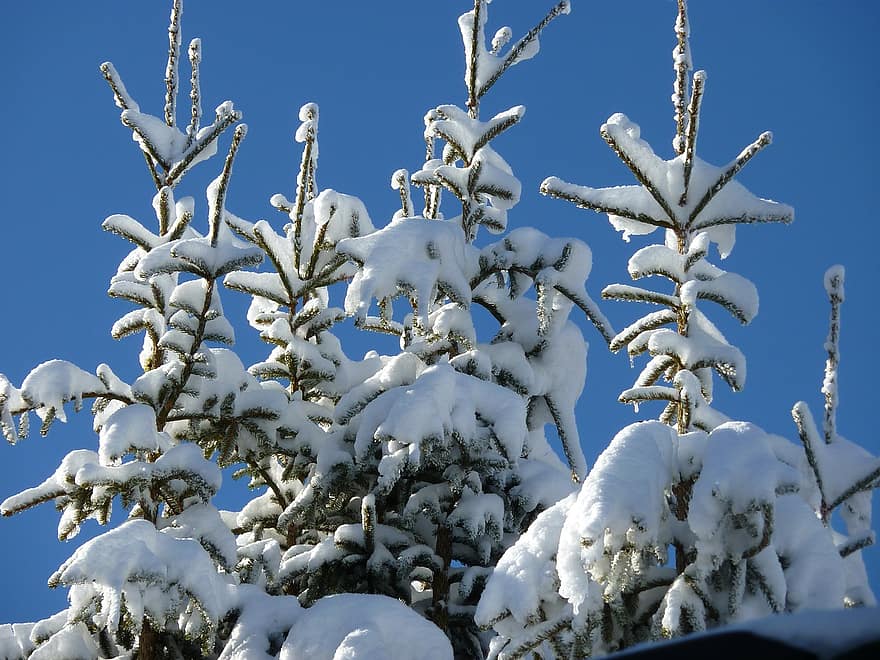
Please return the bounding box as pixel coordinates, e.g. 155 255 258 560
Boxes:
100 0 241 189
461 0 570 117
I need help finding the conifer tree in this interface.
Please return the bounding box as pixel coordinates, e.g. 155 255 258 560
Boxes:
0 1 611 658
0 1 876 659
478 2 878 657
239 2 615 656
0 2 303 657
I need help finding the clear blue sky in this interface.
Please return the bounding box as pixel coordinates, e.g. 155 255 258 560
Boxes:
1 1 878 623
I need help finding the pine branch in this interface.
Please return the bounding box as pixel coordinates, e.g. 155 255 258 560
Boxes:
540 177 675 230
838 531 875 558
689 210 793 231
602 284 680 309
823 266 844 443
686 131 772 227
792 401 828 518
827 463 880 513
465 0 483 118
679 70 705 206
672 0 691 155
164 0 183 128
166 105 241 185
392 169 414 218
476 0 571 103
185 38 202 149
209 124 246 247
555 283 616 346
599 128 680 226
292 104 318 272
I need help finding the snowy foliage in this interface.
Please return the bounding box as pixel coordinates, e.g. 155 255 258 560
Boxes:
0 1 876 659
481 2 878 657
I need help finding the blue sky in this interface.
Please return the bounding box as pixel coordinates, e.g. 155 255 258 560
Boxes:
1 1 878 623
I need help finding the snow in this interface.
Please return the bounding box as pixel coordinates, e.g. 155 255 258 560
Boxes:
688 422 784 560
280 593 452 660
543 113 793 252
557 421 677 616
97 402 168 465
28 622 100 660
52 519 231 640
337 217 477 327
18 360 107 423
477 491 576 627
219 586 301 660
352 362 527 490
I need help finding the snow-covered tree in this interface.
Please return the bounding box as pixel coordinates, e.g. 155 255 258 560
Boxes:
478 1 879 657
0 0 608 658
227 2 616 656
1 1 876 659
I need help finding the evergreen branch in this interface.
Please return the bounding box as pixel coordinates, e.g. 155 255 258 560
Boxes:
292 106 318 272
166 209 194 241
672 0 691 155
540 177 675 229
599 129 680 226
434 168 466 202
693 289 751 325
209 124 246 247
164 0 183 128
619 386 679 405
687 131 773 227
792 401 828 518
1 487 66 517
392 169 414 218
166 107 241 184
555 283 615 346
156 280 218 428
250 224 298 306
186 38 202 149
602 284 680 309
157 186 172 236
473 108 523 153
827 463 880 514
544 394 582 483
3 390 136 420
121 112 170 171
468 264 615 344
499 615 573 660
433 126 471 165
100 62 163 189
99 62 138 112
472 294 507 326
689 211 793 231
304 216 333 281
465 0 483 118
838 531 875 558
741 502 773 559
679 70 705 206
823 266 844 443
476 0 571 102
635 355 677 387
608 309 678 353
355 317 405 337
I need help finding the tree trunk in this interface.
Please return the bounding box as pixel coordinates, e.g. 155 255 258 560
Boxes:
431 524 453 633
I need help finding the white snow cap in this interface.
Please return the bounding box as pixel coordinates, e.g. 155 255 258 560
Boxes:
280 593 452 660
